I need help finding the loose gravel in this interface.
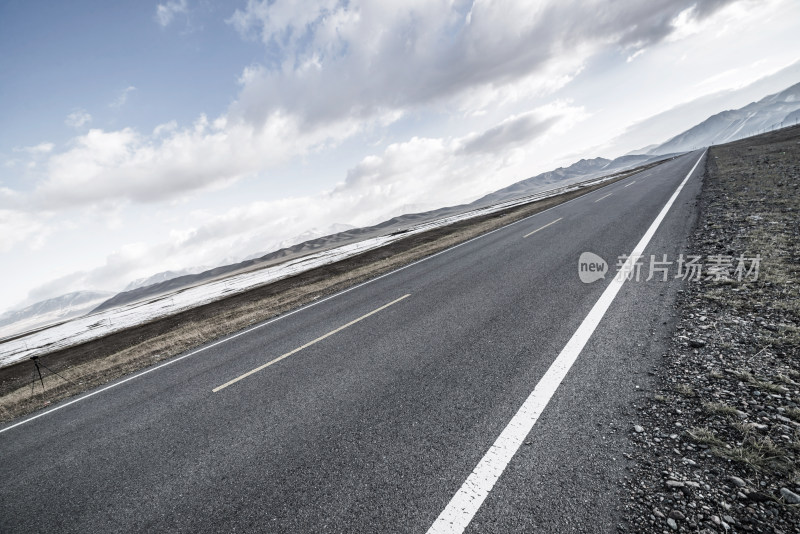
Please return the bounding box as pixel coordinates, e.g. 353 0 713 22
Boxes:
622 126 800 533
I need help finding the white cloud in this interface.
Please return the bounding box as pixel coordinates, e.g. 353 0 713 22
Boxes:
65 109 92 129
30 110 367 209
156 0 188 28
460 112 560 155
110 86 137 108
0 209 51 253
0 187 21 209
228 0 741 128
12 103 581 305
14 0 741 213
627 49 647 63
329 106 583 224
16 142 54 155
27 98 569 213
153 120 178 137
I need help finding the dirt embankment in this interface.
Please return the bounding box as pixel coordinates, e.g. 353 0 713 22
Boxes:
0 161 663 423
623 126 800 533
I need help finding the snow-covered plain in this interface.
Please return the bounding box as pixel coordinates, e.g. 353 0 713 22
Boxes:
0 172 625 368
0 292 113 339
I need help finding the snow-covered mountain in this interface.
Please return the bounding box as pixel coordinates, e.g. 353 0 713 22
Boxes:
124 267 210 292
473 153 665 206
91 223 363 313
0 291 114 339
240 223 357 262
650 81 800 154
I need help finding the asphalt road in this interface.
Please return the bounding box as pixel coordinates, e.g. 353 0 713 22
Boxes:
1 151 705 533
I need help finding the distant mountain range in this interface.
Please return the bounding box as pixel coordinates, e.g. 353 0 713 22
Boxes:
240 223 357 262
647 82 800 154
474 154 661 206
91 152 672 314
4 79 798 336
92 223 371 313
124 267 211 292
0 291 114 340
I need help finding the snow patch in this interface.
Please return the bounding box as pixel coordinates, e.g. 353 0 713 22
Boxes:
0 173 627 368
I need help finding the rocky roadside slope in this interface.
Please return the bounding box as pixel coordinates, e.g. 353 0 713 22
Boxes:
622 126 800 533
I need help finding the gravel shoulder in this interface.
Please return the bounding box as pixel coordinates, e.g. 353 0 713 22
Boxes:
623 126 800 533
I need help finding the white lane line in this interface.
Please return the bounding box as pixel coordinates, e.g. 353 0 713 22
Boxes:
523 218 562 239
0 156 670 434
212 294 410 392
426 151 705 534
624 180 636 188
594 192 613 202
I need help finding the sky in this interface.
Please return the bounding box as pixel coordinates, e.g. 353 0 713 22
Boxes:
1 0 799 315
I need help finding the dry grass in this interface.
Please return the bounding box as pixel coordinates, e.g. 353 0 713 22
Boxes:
728 369 790 393
703 401 740 417
730 369 754 382
774 373 797 386
722 442 777 470
786 407 800 423
749 377 789 394
686 426 725 447
698 134 800 483
705 135 800 352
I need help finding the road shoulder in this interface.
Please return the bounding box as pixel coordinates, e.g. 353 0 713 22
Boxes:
622 126 800 533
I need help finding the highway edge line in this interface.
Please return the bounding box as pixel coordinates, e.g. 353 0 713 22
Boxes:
425 150 706 534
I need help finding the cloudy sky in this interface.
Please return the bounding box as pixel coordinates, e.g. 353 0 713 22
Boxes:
1 0 799 314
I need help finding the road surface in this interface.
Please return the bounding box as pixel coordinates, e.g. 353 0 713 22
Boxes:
1 151 705 533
